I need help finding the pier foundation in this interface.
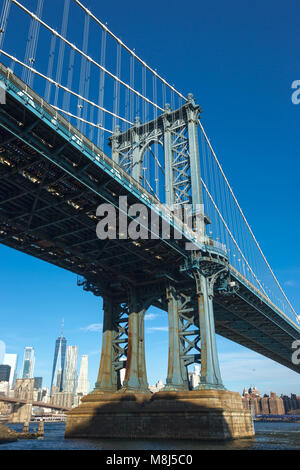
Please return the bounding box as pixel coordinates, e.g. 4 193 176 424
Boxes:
65 389 254 440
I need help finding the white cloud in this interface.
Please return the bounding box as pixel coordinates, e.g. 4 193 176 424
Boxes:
80 323 102 332
284 279 300 288
145 312 160 321
147 326 168 332
88 348 101 356
219 350 300 395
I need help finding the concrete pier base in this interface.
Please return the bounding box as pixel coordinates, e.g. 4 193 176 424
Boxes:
65 389 254 440
10 403 32 424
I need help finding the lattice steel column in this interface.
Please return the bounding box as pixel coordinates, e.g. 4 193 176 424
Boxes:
164 285 187 390
194 271 225 390
94 296 128 392
164 285 201 390
186 94 203 209
121 287 149 392
163 104 174 207
132 116 143 184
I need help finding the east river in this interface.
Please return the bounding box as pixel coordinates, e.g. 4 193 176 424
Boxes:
0 421 299 450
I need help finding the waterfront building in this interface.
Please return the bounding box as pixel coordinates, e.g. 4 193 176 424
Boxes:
281 394 300 413
21 347 35 379
242 386 285 415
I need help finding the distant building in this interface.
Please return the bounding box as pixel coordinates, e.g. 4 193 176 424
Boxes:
63 346 78 396
242 386 285 415
50 322 67 394
56 369 63 390
119 368 126 387
51 391 72 409
76 355 89 396
149 379 164 393
281 394 300 413
4 353 18 389
0 381 9 396
0 364 11 382
21 347 35 379
247 386 260 397
188 365 201 389
0 341 5 364
34 377 43 389
36 388 50 404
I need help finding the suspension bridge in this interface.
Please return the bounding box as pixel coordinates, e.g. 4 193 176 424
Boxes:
0 0 299 440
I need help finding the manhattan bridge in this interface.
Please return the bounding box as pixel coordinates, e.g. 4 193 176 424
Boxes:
0 0 299 440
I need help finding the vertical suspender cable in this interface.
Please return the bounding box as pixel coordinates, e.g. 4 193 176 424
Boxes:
44 33 56 102
22 0 43 87
0 0 11 51
62 48 75 114
113 42 121 131
97 29 107 149
54 0 70 107
77 11 89 133
130 53 135 125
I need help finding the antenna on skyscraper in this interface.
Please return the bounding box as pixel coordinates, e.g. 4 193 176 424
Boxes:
61 318 64 337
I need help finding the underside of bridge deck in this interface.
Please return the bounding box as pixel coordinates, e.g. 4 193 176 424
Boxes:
0 63 188 293
0 61 299 380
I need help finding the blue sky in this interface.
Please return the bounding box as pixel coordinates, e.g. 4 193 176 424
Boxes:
0 0 299 396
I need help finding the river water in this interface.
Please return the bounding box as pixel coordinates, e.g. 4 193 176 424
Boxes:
0 421 299 450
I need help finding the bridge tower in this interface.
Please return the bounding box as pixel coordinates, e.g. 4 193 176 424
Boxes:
10 378 34 424
106 94 225 392
66 96 254 440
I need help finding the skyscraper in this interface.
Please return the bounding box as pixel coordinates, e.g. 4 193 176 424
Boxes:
0 340 5 365
21 347 35 379
0 365 11 382
63 345 78 395
4 353 18 389
34 377 43 389
50 321 67 394
76 355 89 396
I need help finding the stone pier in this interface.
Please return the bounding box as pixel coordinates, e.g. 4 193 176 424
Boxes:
65 276 255 440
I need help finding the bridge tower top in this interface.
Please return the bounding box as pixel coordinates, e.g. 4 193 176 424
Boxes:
109 94 205 217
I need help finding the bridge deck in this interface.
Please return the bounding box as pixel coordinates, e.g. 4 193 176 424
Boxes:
0 62 299 375
0 396 71 411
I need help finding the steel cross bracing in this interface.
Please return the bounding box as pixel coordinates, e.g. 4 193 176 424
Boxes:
0 61 299 387
110 96 200 207
178 293 201 369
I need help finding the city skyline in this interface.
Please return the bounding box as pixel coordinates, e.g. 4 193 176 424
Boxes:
0 339 299 400
0 325 299 397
